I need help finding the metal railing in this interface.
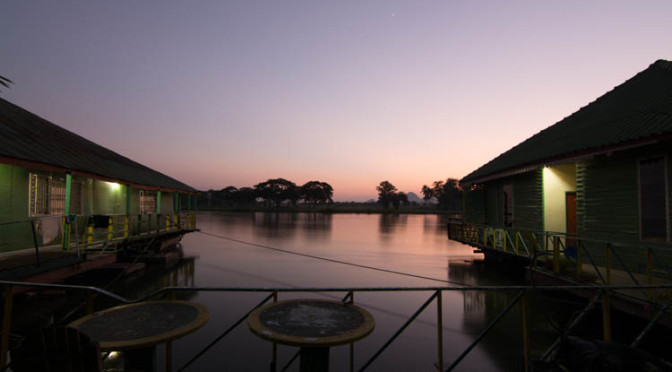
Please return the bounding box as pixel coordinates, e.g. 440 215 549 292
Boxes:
2 280 672 372
63 212 198 252
449 222 672 303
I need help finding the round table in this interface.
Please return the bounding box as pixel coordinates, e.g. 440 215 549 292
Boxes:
248 299 375 371
70 300 209 371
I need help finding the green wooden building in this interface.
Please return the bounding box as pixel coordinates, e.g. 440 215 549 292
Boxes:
459 60 672 272
0 97 197 255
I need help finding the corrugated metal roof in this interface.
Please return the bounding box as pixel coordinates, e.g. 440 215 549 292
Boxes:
0 98 196 192
462 59 672 184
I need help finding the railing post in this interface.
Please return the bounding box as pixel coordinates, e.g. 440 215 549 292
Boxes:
272 291 278 372
647 247 654 301
87 291 95 315
576 238 582 278
437 290 443 372
606 243 612 285
1 285 13 369
503 230 507 252
124 215 129 238
553 236 560 274
30 220 41 267
522 290 530 372
515 232 520 255
602 290 612 342
107 216 114 242
349 290 355 372
86 225 94 247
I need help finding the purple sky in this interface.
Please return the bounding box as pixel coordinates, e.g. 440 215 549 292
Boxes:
2 1 671 201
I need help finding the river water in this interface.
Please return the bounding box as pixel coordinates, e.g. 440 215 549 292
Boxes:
112 212 575 371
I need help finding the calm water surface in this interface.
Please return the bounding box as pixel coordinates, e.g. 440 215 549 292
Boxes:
115 212 569 371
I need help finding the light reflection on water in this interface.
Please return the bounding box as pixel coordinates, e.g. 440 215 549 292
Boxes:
120 212 567 372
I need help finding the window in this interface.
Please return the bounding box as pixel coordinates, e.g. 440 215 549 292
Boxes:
139 191 157 214
29 174 82 216
503 184 514 227
639 157 668 241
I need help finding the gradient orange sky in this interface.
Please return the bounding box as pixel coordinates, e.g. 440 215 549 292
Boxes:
3 1 672 201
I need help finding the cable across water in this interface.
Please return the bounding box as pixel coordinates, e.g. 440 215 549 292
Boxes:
197 230 473 287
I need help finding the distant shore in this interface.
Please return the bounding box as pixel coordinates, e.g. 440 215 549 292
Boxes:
195 203 460 215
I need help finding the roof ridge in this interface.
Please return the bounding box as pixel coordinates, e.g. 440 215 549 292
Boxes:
653 59 672 70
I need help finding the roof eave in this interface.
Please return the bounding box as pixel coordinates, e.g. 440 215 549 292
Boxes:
460 134 670 186
0 155 196 194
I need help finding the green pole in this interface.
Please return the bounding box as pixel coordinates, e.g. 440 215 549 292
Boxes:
157 190 162 214
187 193 192 212
61 173 72 251
64 173 72 216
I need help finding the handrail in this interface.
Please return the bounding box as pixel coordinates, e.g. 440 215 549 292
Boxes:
3 280 672 371
448 222 672 300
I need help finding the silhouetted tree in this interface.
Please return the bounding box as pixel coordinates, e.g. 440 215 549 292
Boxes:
254 178 297 207
397 192 409 207
300 181 334 206
376 181 398 209
422 178 462 211
235 187 257 206
421 185 434 202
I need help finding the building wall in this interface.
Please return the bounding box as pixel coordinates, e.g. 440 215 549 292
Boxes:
0 164 31 252
543 164 577 234
578 144 672 244
482 169 543 231
0 163 187 253
577 153 639 243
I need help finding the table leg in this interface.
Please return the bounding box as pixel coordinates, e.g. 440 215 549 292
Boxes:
124 346 157 371
299 347 330 372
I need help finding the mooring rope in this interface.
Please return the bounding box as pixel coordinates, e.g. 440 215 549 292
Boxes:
197 230 473 287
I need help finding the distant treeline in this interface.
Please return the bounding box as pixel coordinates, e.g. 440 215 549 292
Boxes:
196 177 473 215
198 178 333 209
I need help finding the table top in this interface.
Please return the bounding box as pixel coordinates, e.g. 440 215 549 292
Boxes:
247 299 375 348
69 300 209 350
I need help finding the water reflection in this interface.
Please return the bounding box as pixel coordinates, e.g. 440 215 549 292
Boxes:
378 214 407 238
102 212 575 371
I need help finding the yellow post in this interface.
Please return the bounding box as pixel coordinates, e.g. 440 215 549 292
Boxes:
522 290 530 372
86 225 94 246
553 236 560 274
647 248 654 301
602 291 612 341
515 232 520 255
173 215 178 230
503 230 507 252
107 217 114 241
124 216 129 238
166 215 171 232
1 285 13 369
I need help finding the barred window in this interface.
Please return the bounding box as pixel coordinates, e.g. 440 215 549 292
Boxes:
639 157 668 241
140 191 157 214
29 174 82 217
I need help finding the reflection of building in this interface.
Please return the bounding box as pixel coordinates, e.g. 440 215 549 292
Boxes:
461 60 672 262
0 98 197 279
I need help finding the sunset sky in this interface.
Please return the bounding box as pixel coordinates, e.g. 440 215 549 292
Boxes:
2 1 671 201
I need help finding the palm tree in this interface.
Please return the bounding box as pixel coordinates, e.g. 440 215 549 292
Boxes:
0 75 13 91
